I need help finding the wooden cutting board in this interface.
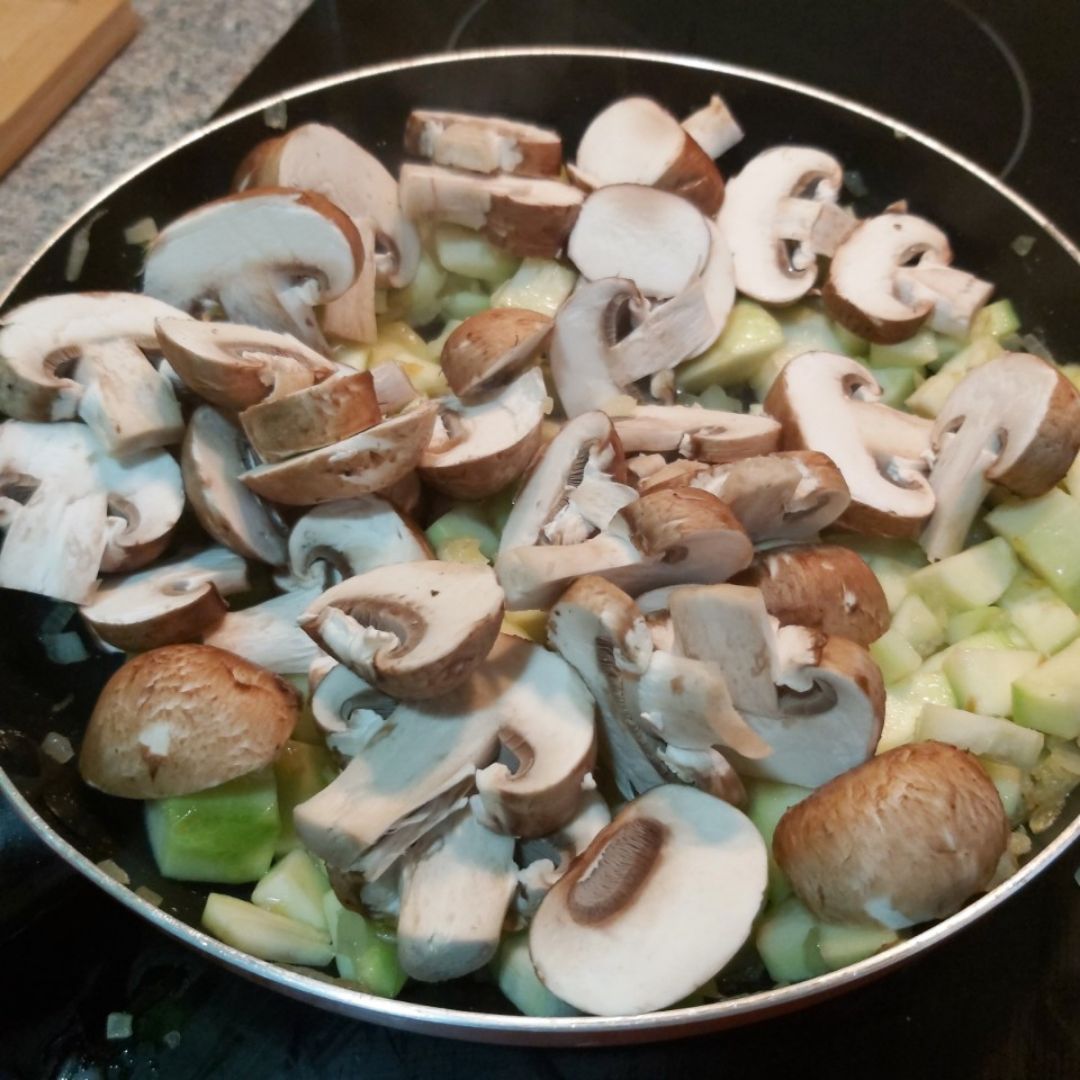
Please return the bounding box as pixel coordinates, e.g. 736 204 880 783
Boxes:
0 0 140 178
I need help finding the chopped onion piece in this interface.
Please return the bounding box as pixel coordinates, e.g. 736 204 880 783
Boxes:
97 858 131 885
262 101 288 130
123 216 159 246
1011 235 1036 257
41 731 74 763
106 1013 133 1040
136 885 164 907
64 209 107 282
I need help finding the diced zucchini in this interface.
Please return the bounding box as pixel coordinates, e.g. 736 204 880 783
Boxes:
830 320 870 357
1063 451 1080 500
697 385 745 411
999 574 1080 655
871 366 921 408
986 489 1080 609
980 758 1025 824
494 931 579 1017
891 594 946 657
868 329 938 369
745 780 813 907
434 224 520 284
970 299 1020 341
202 893 333 966
749 307 846 398
401 251 447 327
274 740 335 854
755 897 824 984
501 609 548 643
426 506 500 561
905 336 1003 418
942 648 1041 717
146 767 279 884
324 894 408 997
909 538 1019 612
251 849 331 932
1012 637 1080 739
675 300 784 391
870 629 922 685
916 704 1044 769
281 676 321 745
490 257 577 316
945 606 1009 645
810 923 899 971
879 666 956 752
440 286 491 322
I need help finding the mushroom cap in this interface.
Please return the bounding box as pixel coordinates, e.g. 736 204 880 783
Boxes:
613 404 781 461
774 741 1009 928
298 560 504 700
81 546 249 652
733 544 890 646
529 784 767 1016
717 146 845 305
239 368 381 463
155 318 337 412
0 292 189 422
765 351 935 538
419 368 547 500
440 307 552 399
240 401 437 506
182 405 287 566
143 189 364 351
78 644 298 798
823 213 951 344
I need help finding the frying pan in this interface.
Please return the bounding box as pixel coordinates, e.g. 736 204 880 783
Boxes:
1 47 1078 1047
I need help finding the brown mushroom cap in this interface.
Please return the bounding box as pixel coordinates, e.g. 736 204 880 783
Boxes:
774 741 1009 929
78 644 298 799
440 307 552 399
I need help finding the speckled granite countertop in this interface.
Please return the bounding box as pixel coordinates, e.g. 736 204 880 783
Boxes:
0 0 313 293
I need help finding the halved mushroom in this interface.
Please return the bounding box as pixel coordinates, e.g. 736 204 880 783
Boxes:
308 662 395 758
499 411 628 552
572 97 726 216
765 352 935 538
473 639 596 838
240 401 437 506
239 369 381 463
396 805 517 982
81 547 249 651
404 109 563 177
496 487 753 610
774 742 1008 928
298 560 504 699
155 318 337 412
143 189 364 352
529 784 768 1016
418 368 547 499
202 587 324 675
399 164 583 258
369 361 419 417
0 292 187 425
733 544 890 645
280 495 430 591
824 213 992 344
614 404 781 462
78 644 298 798
182 405 287 566
921 353 1080 560
717 147 854 304
440 307 552 399
568 185 712 299
681 94 743 159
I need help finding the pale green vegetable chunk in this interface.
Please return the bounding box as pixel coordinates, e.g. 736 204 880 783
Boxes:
980 758 1025 824
870 366 921 408
905 336 1003 418
810 923 899 971
324 893 408 997
494 932 579 1017
202 893 333 966
945 606 1010 645
880 667 956 752
909 538 1019 612
426 506 500 561
830 319 869 357
491 257 577 315
891 593 946 656
434 223 520 283
402 251 447 326
986 489 1080 609
675 300 784 391
870 629 922 685
251 849 330 932
942 648 1041 717
274 740 335 854
1012 637 1080 738
745 780 812 906
868 328 938 369
969 298 1020 340
916 704 1044 769
1063 450 1080 499
755 897 824 984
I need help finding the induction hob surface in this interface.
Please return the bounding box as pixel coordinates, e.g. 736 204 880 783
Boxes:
2 2 1079 1077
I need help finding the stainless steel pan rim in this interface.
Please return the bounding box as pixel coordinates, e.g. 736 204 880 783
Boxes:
1 45 1078 1046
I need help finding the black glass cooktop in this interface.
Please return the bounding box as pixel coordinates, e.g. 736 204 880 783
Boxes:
3 2 1079 1076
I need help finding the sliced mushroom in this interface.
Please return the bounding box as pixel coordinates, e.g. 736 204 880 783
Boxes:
404 109 563 177
733 544 890 645
824 213 992 344
613 404 781 461
765 352 935 537
298 560 504 699
568 185 712 299
717 147 853 304
239 369 381 463
308 662 395 758
573 97 725 216
281 495 430 591
681 94 743 159
473 639 596 838
440 307 552 399
182 405 287 566
369 361 420 417
78 644 298 798
529 784 768 1016
419 368 547 499
240 401 437 506
496 487 752 610
922 353 1080 560
399 164 583 258
143 189 364 351
396 805 517 982
0 291 187 424
202 587 324 674
81 547 249 651
774 742 1008 928
155 318 337 412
